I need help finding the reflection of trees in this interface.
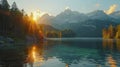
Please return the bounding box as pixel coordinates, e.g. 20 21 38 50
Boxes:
24 39 120 67
102 39 120 52
102 39 114 51
66 64 69 67
0 42 46 67
106 55 117 67
42 39 120 66
116 39 120 52
102 39 120 67
1 39 119 67
0 44 28 67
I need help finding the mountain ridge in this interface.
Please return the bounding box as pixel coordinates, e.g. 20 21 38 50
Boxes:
38 10 119 37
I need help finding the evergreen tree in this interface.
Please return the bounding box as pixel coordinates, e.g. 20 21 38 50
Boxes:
1 0 9 10
21 9 25 16
0 0 43 40
11 2 18 11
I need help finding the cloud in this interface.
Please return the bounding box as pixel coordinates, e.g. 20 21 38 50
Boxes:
105 4 117 14
95 3 100 7
65 6 70 10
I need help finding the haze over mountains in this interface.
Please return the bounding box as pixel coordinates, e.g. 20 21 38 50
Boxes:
38 9 120 37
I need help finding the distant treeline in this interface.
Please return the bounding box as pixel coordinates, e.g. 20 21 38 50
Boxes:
0 0 43 40
45 29 76 38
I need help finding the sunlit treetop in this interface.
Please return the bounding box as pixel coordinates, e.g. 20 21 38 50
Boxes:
11 2 18 11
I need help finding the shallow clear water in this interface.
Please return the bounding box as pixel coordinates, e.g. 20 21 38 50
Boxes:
0 38 120 67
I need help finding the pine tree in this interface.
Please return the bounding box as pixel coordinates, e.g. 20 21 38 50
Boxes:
1 0 9 10
11 2 18 11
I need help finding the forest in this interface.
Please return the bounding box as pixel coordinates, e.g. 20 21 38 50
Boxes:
0 0 43 42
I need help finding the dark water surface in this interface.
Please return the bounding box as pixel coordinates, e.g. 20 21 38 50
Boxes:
0 38 120 67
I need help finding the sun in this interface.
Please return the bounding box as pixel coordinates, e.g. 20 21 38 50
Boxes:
33 11 40 21
33 10 46 21
33 15 37 21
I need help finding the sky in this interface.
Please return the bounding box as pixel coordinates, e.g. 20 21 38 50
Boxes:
7 0 120 16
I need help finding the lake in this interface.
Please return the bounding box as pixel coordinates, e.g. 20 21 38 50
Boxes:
0 38 120 67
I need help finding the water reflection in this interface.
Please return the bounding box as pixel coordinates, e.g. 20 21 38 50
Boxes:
107 55 117 67
102 39 114 51
102 39 120 52
0 38 120 67
103 39 120 67
116 39 120 52
26 42 45 67
0 43 27 67
66 64 69 67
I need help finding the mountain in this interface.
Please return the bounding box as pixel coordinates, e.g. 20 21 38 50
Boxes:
39 24 59 32
54 9 89 23
49 9 89 30
38 10 119 37
69 19 118 37
110 11 120 19
87 10 113 20
38 14 54 25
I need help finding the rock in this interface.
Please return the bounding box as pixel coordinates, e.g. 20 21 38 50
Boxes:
0 36 5 44
0 36 14 44
6 38 14 43
0 40 4 44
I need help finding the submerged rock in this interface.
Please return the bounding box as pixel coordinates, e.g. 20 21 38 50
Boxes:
6 37 14 43
0 36 14 44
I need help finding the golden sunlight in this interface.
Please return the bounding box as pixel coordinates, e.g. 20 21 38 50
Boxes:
33 10 46 21
107 55 117 67
33 10 40 21
32 46 36 60
27 45 45 62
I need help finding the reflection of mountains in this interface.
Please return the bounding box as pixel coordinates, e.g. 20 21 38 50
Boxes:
1 39 120 67
44 39 120 65
44 39 103 65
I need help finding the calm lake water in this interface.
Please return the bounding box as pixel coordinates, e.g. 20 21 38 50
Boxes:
0 38 120 67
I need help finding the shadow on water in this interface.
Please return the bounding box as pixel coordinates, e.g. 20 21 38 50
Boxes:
0 43 28 67
0 38 120 67
0 42 45 67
